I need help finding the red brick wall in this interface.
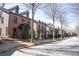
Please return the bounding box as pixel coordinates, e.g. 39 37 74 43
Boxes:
8 13 29 38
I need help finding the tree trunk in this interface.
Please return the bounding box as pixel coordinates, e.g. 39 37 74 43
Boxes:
53 16 55 41
60 18 63 39
30 3 35 43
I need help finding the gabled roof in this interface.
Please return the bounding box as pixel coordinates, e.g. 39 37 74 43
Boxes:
0 7 31 19
0 7 47 26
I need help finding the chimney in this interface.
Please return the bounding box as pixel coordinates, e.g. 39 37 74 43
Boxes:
15 6 19 14
26 10 29 18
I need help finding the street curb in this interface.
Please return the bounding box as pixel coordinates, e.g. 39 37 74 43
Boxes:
23 40 56 48
34 41 56 46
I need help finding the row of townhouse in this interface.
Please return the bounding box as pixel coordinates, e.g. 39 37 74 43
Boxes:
33 20 49 39
33 21 68 39
0 7 50 39
46 24 67 38
0 6 69 40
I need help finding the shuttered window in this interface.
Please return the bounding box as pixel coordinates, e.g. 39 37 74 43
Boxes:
0 28 2 35
13 16 17 23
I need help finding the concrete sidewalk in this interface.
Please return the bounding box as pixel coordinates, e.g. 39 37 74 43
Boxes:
0 38 66 52
0 40 35 52
0 40 21 52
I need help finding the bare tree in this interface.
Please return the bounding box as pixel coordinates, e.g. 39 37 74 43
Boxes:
44 3 67 40
23 3 42 43
75 24 79 36
71 4 79 14
44 3 59 40
57 12 64 39
71 4 79 20
56 5 66 38
70 4 79 36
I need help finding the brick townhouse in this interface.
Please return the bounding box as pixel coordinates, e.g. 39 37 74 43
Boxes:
0 7 31 39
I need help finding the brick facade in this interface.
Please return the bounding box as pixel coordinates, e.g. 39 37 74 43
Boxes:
8 13 30 38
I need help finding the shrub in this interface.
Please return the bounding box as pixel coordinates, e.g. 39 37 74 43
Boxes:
23 31 29 39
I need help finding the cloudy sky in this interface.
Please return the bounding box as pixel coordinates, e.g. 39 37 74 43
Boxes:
4 3 78 32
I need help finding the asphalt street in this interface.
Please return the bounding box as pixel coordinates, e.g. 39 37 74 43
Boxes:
0 36 79 56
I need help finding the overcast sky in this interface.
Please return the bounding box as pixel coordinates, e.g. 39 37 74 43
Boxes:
4 3 78 32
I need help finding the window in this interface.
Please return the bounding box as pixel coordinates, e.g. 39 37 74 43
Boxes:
38 25 40 29
21 19 25 22
0 28 2 35
0 17 4 24
6 27 8 35
13 16 17 23
42 26 43 30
